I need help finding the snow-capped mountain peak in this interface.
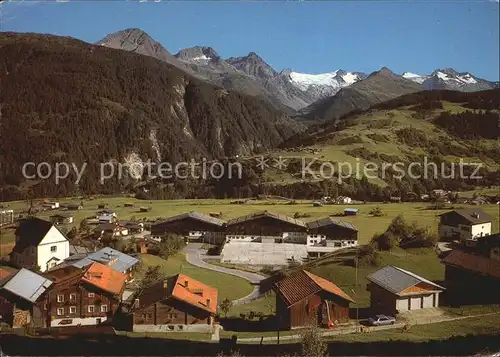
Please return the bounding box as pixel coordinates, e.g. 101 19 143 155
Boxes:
287 70 363 97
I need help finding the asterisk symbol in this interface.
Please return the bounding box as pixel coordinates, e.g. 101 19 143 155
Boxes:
274 156 288 170
255 156 270 170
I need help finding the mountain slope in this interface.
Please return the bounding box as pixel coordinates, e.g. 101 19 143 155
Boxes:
403 68 498 92
0 32 304 197
300 67 423 122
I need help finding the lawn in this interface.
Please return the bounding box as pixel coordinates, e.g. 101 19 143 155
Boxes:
139 253 254 302
3 198 498 245
116 330 212 341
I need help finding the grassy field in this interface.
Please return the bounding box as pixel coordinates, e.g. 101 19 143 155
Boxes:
139 253 253 302
2 197 498 247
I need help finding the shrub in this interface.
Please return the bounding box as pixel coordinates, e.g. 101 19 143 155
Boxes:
368 206 384 217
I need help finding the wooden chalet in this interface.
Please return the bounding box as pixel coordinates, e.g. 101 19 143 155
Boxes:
130 273 218 333
442 249 500 305
225 211 307 237
41 262 127 327
273 270 353 330
151 211 225 243
306 217 358 242
49 213 74 225
0 268 53 328
366 265 445 316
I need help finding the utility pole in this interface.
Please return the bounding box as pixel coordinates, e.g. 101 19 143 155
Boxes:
355 248 359 333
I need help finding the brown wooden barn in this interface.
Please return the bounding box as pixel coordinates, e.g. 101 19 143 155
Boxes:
151 212 225 243
306 217 358 242
273 270 354 330
441 249 500 305
41 262 127 327
225 211 307 237
0 268 52 328
130 273 217 333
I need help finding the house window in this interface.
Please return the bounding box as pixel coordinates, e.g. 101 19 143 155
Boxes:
50 246 57 252
57 294 64 303
57 308 64 316
169 313 177 319
88 305 95 313
88 293 95 298
70 293 77 301
69 306 76 314
101 305 108 313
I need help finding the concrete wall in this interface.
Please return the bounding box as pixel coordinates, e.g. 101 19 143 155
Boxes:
471 222 491 239
37 226 70 272
133 324 213 333
51 316 107 327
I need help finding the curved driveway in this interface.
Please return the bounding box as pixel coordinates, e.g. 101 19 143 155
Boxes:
183 244 266 305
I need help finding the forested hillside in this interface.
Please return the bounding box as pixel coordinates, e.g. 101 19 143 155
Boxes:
0 32 304 200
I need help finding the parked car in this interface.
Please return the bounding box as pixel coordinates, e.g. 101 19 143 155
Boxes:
366 315 396 326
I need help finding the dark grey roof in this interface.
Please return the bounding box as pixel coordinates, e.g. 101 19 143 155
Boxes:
440 208 493 224
86 247 139 273
366 265 444 295
306 217 358 231
344 208 359 212
12 218 66 253
157 211 225 226
0 268 53 303
226 211 306 228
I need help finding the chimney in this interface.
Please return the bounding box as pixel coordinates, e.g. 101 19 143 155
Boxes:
184 280 188 288
472 212 479 219
206 298 210 306
134 298 140 308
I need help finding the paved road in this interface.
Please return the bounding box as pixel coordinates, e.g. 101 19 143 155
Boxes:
183 243 266 305
235 312 500 343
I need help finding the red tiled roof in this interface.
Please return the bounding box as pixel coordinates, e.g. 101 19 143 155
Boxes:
171 274 218 314
274 270 354 307
81 262 127 296
442 250 500 279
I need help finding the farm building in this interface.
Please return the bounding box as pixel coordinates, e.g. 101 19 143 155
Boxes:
151 212 225 244
438 208 492 243
474 233 500 260
139 207 152 213
49 213 74 225
366 265 445 316
42 202 59 210
306 217 358 249
10 218 70 272
129 273 218 333
344 208 358 216
65 204 83 211
0 209 14 226
93 223 128 239
42 263 127 327
117 221 144 234
225 211 307 243
336 196 352 204
274 270 353 330
441 249 500 305
0 268 53 328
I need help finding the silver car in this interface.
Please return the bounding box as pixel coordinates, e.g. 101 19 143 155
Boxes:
366 315 396 326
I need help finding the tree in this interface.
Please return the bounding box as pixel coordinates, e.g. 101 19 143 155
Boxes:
299 320 328 357
139 265 165 290
219 298 233 317
67 226 78 240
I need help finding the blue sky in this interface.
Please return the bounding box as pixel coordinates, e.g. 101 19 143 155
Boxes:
1 1 499 80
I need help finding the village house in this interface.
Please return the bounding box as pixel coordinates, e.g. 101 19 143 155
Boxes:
0 268 53 328
9 217 70 272
117 221 144 234
305 218 358 257
41 202 59 210
65 203 83 211
49 213 74 225
274 270 354 330
41 263 127 327
441 248 500 305
336 196 352 204
225 211 308 244
344 208 358 216
438 208 492 243
366 265 445 316
151 211 226 244
72 247 139 282
0 209 14 226
129 273 218 333
93 223 128 239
